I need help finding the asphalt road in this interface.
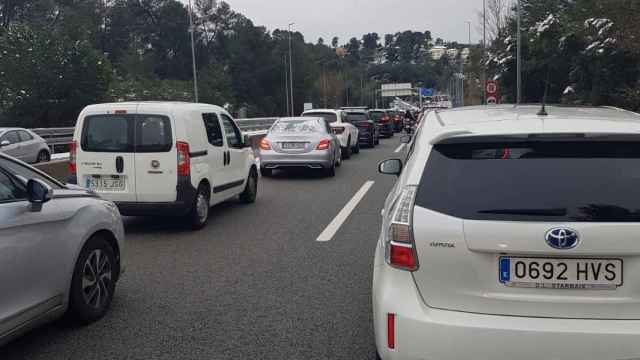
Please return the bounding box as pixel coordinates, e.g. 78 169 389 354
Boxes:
0 135 404 360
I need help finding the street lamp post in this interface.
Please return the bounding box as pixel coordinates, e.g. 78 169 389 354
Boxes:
188 0 199 103
288 22 295 116
482 0 486 105
516 0 522 104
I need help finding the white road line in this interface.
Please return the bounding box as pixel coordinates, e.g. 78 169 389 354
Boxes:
394 144 406 153
316 181 375 242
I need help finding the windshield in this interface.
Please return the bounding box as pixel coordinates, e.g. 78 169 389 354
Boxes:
416 139 640 222
81 115 172 153
271 119 325 133
302 113 337 124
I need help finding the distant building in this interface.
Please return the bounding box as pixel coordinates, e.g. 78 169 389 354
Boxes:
429 46 447 60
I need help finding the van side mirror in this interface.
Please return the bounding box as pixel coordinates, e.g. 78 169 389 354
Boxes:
378 159 403 176
0 140 10 147
27 179 52 212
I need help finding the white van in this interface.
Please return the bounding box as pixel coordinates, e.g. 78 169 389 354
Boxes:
69 102 258 229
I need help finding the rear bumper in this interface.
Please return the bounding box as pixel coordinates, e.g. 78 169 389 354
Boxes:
259 150 333 169
115 201 191 216
372 242 640 360
379 125 394 136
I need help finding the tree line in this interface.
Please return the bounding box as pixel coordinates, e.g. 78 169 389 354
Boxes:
0 0 463 127
475 0 640 110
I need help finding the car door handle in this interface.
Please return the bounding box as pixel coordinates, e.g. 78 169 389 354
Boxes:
116 156 124 173
226 151 231 165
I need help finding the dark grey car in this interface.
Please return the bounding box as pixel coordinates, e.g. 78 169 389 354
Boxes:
258 117 342 177
0 128 51 163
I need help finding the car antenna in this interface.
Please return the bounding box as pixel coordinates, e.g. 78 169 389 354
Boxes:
537 67 551 116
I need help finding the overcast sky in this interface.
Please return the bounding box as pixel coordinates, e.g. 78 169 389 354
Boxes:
193 0 483 45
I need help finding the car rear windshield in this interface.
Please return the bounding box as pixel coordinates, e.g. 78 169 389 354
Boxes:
415 137 640 222
271 119 324 133
369 112 385 121
81 114 172 153
302 113 337 124
345 113 368 122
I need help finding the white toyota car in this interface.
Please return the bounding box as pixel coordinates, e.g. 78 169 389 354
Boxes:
301 109 359 159
374 105 640 360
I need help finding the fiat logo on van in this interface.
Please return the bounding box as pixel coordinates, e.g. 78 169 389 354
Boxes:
545 228 579 250
151 160 160 169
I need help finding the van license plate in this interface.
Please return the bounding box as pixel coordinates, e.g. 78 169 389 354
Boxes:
499 257 622 290
89 175 125 191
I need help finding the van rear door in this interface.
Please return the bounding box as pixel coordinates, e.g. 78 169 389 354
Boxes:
78 106 137 203
134 105 177 203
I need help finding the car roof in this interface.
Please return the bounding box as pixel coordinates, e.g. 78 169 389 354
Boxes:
0 127 24 132
424 105 640 144
277 116 323 121
81 102 229 115
302 109 340 114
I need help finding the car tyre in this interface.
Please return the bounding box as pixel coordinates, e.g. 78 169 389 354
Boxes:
187 184 210 230
68 235 117 325
352 141 360 154
325 162 336 177
239 168 258 204
342 141 352 160
37 150 50 163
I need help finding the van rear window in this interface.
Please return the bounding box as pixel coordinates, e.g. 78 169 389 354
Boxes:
415 138 640 222
81 115 172 153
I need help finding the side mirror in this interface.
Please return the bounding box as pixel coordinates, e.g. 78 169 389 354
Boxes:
378 159 403 176
243 134 252 148
27 179 52 212
400 135 412 144
0 140 10 147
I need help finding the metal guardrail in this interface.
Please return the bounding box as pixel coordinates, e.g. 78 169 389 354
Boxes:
30 117 279 158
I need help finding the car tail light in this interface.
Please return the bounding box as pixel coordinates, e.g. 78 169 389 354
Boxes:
69 141 77 174
176 141 190 177
385 186 419 271
332 127 345 135
316 139 330 150
259 138 271 150
387 313 396 349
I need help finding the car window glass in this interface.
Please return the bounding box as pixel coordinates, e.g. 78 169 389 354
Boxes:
0 167 27 202
203 113 223 147
18 131 34 142
0 157 63 189
82 115 133 152
271 119 323 133
136 115 172 153
345 113 367 122
1 131 20 144
302 113 337 124
220 114 242 148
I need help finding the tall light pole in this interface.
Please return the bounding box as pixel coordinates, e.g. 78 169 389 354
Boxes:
516 0 522 104
482 0 487 105
288 22 295 116
188 0 199 103
284 54 289 116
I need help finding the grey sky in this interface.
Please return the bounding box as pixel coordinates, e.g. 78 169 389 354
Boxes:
193 0 483 45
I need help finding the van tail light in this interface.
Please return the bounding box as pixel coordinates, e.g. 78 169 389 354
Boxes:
259 138 271 150
316 139 331 151
69 141 77 174
385 186 419 271
387 313 396 349
176 141 190 177
332 127 345 135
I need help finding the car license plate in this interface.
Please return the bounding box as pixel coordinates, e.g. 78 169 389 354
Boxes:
281 142 305 150
88 175 125 192
499 257 622 290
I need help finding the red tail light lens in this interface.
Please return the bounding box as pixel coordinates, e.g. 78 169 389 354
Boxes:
259 138 271 150
316 139 330 150
387 313 396 349
389 242 417 270
69 141 77 174
176 141 190 177
331 127 345 135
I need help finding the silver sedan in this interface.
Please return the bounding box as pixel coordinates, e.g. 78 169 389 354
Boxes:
0 153 125 345
258 117 342 177
0 128 51 163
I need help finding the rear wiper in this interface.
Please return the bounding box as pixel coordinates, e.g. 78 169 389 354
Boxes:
478 208 567 216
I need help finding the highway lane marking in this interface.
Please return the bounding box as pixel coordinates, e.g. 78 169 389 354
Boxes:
394 144 406 153
316 180 375 242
